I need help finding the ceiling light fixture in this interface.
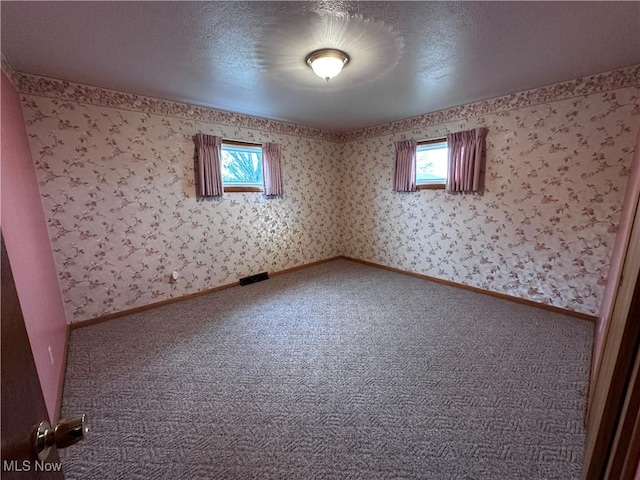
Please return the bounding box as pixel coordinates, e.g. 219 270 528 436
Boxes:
305 48 350 81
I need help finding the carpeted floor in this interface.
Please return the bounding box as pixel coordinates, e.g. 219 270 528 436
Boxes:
60 259 593 479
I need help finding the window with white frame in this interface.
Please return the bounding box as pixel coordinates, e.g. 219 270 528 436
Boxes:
416 138 448 189
221 142 263 192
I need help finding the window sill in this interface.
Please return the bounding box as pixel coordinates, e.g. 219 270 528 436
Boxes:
224 186 264 193
417 184 445 190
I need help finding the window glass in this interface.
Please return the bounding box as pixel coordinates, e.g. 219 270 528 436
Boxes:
221 144 263 187
416 141 447 185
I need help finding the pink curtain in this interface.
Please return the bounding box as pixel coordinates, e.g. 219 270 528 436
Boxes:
262 143 284 196
393 139 417 192
194 134 223 197
446 128 488 193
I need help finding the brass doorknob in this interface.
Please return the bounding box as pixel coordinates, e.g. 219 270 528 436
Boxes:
34 414 88 461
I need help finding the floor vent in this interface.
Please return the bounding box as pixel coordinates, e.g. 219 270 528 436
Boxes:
239 272 269 286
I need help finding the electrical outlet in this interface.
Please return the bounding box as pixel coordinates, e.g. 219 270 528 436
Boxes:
48 346 54 365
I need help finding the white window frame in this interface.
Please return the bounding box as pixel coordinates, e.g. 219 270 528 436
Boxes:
221 141 263 192
416 138 448 190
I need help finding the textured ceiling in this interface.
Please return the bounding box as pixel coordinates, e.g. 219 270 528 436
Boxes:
2 1 639 132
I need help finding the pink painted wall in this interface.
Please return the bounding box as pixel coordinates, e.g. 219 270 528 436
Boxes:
1 72 68 422
590 125 640 404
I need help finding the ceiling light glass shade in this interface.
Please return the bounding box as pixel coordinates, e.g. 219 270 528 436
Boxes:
306 49 350 81
257 12 403 89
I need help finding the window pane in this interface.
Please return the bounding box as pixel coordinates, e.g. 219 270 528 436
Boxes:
416 142 447 184
221 145 263 186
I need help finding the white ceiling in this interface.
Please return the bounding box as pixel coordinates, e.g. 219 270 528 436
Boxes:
2 1 639 133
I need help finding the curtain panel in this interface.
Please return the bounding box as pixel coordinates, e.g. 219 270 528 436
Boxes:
262 143 284 196
446 128 488 193
193 133 223 197
393 139 417 192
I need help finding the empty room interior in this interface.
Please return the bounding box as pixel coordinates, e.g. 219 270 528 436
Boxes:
2 1 640 479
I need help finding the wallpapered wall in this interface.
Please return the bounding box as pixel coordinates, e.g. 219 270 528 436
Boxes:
340 86 639 316
20 94 342 323
16 66 639 322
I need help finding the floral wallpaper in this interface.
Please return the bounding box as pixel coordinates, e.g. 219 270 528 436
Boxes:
17 65 639 322
340 87 639 316
21 97 342 323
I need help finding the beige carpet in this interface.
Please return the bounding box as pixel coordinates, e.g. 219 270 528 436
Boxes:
60 259 593 479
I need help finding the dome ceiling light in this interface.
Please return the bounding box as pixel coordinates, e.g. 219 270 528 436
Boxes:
305 48 350 81
256 10 404 90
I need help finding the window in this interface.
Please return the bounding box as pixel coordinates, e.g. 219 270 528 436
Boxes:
416 138 448 190
221 141 263 192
